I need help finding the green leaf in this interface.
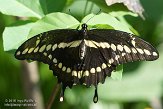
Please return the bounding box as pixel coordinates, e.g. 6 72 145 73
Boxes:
28 12 80 38
65 0 100 20
90 24 114 29
65 86 93 107
40 0 67 14
0 0 44 19
66 0 75 6
3 21 34 51
111 65 123 80
110 11 139 35
81 13 132 33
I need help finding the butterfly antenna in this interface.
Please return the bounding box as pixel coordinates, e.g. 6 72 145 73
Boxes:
85 9 101 24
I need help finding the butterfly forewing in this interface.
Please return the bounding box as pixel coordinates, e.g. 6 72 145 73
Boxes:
15 29 79 63
87 29 159 65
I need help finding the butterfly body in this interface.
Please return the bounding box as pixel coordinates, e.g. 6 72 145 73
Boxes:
15 23 159 103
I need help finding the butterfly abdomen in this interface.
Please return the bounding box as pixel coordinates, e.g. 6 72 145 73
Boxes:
79 40 87 60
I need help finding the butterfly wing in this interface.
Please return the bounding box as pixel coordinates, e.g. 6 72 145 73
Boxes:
79 29 159 86
15 29 80 62
80 46 117 86
87 29 159 65
15 29 83 87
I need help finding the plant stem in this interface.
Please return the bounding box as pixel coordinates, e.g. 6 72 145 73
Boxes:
45 83 61 109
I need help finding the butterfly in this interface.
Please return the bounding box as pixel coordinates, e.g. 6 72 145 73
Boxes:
15 23 159 103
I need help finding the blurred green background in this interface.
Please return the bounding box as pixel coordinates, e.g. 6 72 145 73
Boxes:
0 0 163 109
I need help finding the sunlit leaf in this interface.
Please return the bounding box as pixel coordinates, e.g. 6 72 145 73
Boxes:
3 21 34 51
28 12 80 38
111 65 123 80
0 0 44 18
109 11 139 35
81 13 132 33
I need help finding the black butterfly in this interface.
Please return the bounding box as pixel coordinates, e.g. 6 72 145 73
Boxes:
15 23 159 103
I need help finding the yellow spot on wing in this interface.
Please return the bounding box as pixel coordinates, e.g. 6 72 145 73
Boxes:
96 67 101 72
124 45 131 53
70 40 82 47
99 42 105 48
131 40 136 47
34 47 39 53
144 49 151 55
72 71 77 76
58 43 67 48
62 66 66 71
137 48 144 54
46 44 52 51
52 44 57 51
109 58 114 64
102 63 107 69
111 44 116 51
22 48 28 54
78 71 83 79
66 68 71 73
58 63 62 68
132 48 137 53
53 58 57 63
83 70 89 76
16 51 21 55
84 40 97 48
28 48 34 53
152 52 158 56
39 45 46 52
43 52 47 56
90 68 95 73
117 45 123 51
36 40 40 46
103 42 110 48
48 54 52 59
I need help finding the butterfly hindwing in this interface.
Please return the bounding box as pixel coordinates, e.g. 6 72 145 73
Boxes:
49 46 82 87
81 46 116 87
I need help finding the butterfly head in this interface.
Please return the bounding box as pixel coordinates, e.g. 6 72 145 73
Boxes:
81 23 88 30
